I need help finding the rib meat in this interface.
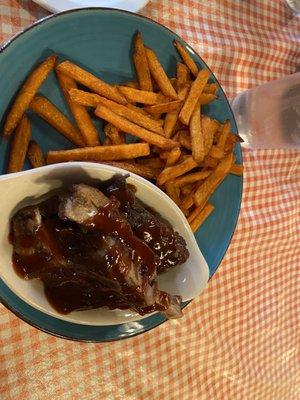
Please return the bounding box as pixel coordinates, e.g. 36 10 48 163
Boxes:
10 180 185 318
58 184 182 317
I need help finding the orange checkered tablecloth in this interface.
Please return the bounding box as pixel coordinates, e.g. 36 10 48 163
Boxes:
0 1 299 399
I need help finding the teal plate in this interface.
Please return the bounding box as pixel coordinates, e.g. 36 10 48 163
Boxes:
0 8 242 342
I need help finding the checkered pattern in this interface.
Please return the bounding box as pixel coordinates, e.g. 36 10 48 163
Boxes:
1 1 300 399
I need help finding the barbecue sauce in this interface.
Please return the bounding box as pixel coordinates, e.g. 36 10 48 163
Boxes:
101 176 189 272
84 198 158 281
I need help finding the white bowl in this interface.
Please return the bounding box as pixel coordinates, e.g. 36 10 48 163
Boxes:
0 162 209 325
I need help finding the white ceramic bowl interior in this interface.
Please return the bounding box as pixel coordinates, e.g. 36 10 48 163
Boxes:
0 162 209 325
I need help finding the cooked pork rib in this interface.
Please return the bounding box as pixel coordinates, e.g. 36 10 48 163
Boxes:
10 177 187 319
58 184 182 317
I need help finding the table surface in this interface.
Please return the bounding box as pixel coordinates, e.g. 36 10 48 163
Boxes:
0 1 299 399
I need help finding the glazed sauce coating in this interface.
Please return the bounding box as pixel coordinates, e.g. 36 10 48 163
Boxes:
101 176 189 272
84 198 158 281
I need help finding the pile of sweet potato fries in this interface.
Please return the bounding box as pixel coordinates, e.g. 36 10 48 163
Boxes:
3 32 243 232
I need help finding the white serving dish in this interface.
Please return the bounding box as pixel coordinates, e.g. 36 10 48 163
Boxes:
0 162 209 325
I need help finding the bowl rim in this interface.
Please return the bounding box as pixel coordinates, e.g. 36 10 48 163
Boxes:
0 7 243 342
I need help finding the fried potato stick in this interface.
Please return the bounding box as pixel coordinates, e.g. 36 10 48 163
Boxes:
4 54 57 135
7 115 31 173
27 140 45 168
146 47 178 100
133 32 153 92
30 95 85 147
47 143 150 164
179 69 210 125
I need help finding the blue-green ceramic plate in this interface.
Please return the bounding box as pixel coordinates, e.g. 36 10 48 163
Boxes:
0 8 242 342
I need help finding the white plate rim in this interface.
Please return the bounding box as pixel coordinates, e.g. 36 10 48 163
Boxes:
33 0 150 13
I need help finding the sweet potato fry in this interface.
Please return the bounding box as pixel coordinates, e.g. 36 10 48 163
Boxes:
170 78 177 90
180 185 198 212
202 116 220 156
165 147 181 167
164 85 189 138
145 100 182 116
187 207 200 223
57 72 100 147
208 145 225 159
103 137 112 146
190 103 204 163
102 161 160 180
230 132 244 143
165 181 181 205
159 151 169 160
119 159 136 165
194 153 235 208
157 156 198 186
181 153 193 160
178 129 192 150
95 105 176 149
203 156 219 168
160 147 181 162
181 183 195 196
145 48 178 100
3 54 57 136
199 93 217 105
47 143 150 164
223 132 243 152
123 81 139 89
179 69 210 125
7 116 31 173
176 63 190 90
133 32 153 92
164 111 179 139
217 120 231 151
27 140 45 168
104 123 125 145
230 164 244 176
117 86 166 105
224 140 234 154
56 61 126 104
173 40 198 77
178 85 191 104
68 89 102 107
214 129 221 143
189 203 214 232
137 157 165 169
203 83 218 95
175 170 211 187
29 95 84 147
